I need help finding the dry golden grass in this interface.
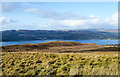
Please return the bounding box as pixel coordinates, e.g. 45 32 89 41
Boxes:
1 41 119 75
1 52 119 75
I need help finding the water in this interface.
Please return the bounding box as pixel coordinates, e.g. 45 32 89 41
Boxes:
0 39 118 46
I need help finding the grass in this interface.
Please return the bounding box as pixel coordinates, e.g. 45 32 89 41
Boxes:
1 41 119 75
1 52 119 75
1 41 100 52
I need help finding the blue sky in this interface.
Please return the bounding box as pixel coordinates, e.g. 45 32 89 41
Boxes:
0 2 118 30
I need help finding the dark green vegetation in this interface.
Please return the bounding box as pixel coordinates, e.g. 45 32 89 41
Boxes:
1 52 119 75
1 29 118 41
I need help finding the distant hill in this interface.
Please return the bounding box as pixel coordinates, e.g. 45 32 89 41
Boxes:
1 41 84 52
2 41 118 52
1 29 118 42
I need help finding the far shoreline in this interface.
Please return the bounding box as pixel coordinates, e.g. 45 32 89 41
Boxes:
0 38 118 42
0 39 118 46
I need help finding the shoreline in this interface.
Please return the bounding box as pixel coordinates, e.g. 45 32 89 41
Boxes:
0 39 118 46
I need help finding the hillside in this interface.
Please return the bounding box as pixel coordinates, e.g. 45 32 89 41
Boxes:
1 41 119 75
1 29 118 42
2 41 118 53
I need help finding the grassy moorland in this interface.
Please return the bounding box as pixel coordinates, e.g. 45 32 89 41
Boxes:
1 41 119 75
1 52 119 75
2 41 118 53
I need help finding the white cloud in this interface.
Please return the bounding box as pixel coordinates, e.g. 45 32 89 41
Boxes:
0 17 16 25
48 13 118 29
50 20 86 27
25 8 117 29
108 13 118 25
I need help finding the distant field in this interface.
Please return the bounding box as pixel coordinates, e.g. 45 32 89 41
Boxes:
1 52 119 75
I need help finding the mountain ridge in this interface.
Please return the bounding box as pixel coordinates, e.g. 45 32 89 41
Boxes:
1 29 118 42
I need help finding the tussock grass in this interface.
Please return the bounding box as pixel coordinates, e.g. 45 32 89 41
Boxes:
1 52 119 75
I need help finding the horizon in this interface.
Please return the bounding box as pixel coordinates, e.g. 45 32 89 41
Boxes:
0 29 119 31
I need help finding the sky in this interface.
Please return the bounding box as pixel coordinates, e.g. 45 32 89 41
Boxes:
0 2 118 31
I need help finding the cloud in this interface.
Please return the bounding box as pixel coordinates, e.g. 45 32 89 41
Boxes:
47 13 118 29
105 13 118 26
25 8 93 20
1 2 38 13
25 8 58 18
25 8 117 29
0 17 16 25
1 3 21 12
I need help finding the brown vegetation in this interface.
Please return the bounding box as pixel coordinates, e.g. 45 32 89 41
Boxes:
1 41 119 75
1 41 118 53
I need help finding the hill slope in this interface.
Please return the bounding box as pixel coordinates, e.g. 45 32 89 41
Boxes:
2 41 118 53
1 29 118 41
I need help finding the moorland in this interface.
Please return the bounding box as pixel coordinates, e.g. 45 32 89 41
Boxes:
1 41 119 75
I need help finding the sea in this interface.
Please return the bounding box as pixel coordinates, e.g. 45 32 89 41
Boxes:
0 39 118 46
